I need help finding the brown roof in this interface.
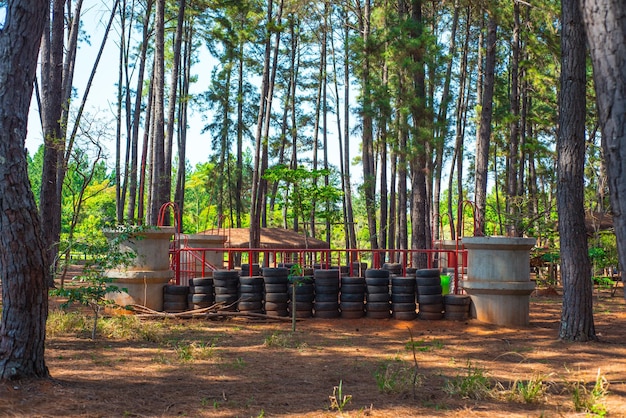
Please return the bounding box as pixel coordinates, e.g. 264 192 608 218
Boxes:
203 227 330 249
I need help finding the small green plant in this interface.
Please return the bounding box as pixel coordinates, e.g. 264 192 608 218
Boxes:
444 360 493 400
50 226 148 339
287 264 304 332
405 338 444 352
374 359 419 395
509 374 548 403
571 369 609 416
174 341 216 362
329 380 352 412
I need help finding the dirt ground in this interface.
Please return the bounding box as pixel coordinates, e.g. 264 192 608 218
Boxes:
2 287 626 418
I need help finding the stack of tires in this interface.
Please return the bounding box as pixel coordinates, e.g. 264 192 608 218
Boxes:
443 294 471 321
391 276 417 320
262 267 290 317
313 269 341 318
339 276 366 319
365 269 391 318
240 263 260 277
213 270 239 311
288 276 315 318
163 284 189 312
238 275 264 314
382 262 403 276
416 269 444 320
188 277 215 310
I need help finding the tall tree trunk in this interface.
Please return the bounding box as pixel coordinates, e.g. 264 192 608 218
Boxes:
126 0 152 221
506 2 521 236
474 16 497 236
148 0 166 225
580 0 626 299
358 0 378 250
39 0 65 284
0 0 50 380
558 0 596 341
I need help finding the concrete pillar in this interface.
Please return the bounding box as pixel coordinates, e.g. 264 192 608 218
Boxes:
461 236 536 326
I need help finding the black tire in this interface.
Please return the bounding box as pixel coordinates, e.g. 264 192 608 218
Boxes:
341 276 365 285
391 285 415 295
444 294 472 305
239 284 263 294
444 312 469 321
264 293 289 303
366 301 390 312
189 285 214 294
240 264 260 277
340 293 365 303
314 269 341 279
314 277 340 287
341 310 365 319
391 277 416 286
265 283 288 293
213 269 240 279
293 301 314 311
290 283 315 295
293 310 313 318
315 284 340 294
264 302 288 311
164 285 189 295
340 284 365 294
263 275 289 285
419 303 444 313
315 293 338 303
213 278 239 288
365 310 390 319
366 293 390 303
189 293 215 304
294 293 315 303
416 268 441 278
189 278 213 287
239 276 264 286
367 285 389 294
444 304 470 313
365 276 389 286
238 301 263 311
314 301 340 311
340 301 365 311
365 269 390 279
391 293 415 304
418 294 444 305
163 301 187 312
289 276 314 285
262 267 289 277
417 311 444 320
314 309 341 319
416 276 441 287
214 286 238 295
163 293 187 303
392 310 417 320
391 303 417 312
265 310 289 317
417 285 443 295
215 294 238 304
239 293 263 302
191 303 213 310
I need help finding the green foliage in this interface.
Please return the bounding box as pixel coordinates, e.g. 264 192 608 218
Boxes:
374 359 420 395
328 380 352 412
443 361 493 400
50 225 153 339
571 370 609 416
263 164 343 232
509 374 548 404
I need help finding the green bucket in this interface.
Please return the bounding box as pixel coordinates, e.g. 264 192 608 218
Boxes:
440 275 451 295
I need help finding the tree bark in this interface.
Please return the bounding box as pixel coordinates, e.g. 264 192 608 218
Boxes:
558 0 596 341
0 0 50 380
580 0 626 299
474 16 497 236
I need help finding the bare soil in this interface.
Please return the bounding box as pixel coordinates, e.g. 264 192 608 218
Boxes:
2 287 626 418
